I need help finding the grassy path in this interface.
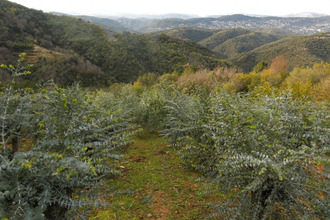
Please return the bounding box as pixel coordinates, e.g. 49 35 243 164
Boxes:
94 131 220 219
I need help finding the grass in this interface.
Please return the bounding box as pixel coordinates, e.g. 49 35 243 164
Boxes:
92 130 223 219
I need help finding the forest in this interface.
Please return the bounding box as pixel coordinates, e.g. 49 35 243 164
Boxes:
0 0 329 219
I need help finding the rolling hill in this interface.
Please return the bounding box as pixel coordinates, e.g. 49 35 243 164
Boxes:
77 15 132 35
212 32 287 59
0 0 231 86
199 29 252 50
160 27 330 73
159 27 218 42
231 33 330 72
163 28 292 61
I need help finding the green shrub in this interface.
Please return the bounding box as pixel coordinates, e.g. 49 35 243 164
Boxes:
0 55 135 219
205 93 328 219
162 89 213 171
163 89 329 219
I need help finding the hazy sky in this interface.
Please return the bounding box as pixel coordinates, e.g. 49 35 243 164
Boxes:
9 0 330 17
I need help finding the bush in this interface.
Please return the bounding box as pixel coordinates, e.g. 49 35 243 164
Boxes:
222 73 252 93
163 89 329 219
205 93 329 219
162 89 213 171
283 63 330 100
177 67 239 93
0 55 135 219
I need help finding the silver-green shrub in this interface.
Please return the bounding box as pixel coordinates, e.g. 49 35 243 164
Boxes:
0 55 135 219
164 90 329 219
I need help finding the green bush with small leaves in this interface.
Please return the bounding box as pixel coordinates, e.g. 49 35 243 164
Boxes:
163 90 329 219
0 55 136 219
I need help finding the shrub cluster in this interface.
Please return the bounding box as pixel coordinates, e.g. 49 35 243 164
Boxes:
0 55 136 219
100 61 329 219
163 90 329 219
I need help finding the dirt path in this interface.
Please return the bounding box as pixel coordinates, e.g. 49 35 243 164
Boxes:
93 131 219 219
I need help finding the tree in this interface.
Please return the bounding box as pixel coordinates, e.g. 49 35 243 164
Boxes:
253 61 268 73
269 55 288 74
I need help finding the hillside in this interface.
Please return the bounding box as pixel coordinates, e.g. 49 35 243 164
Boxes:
162 27 329 72
160 27 218 42
77 15 131 36
0 0 108 85
0 0 231 86
212 32 286 58
199 29 252 50
69 32 232 83
232 32 330 72
163 28 292 65
164 28 291 57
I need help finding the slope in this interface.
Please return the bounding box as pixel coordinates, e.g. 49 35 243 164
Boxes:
199 28 251 50
161 27 218 42
0 0 109 85
0 0 232 86
213 32 285 59
77 15 132 36
231 33 330 72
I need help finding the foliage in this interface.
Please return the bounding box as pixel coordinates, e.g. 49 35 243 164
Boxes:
133 73 159 88
28 55 106 88
135 85 174 131
254 61 269 73
161 89 213 172
269 55 289 74
114 83 178 133
0 55 136 219
177 69 212 93
222 71 261 93
180 61 329 102
0 53 33 157
0 0 107 86
206 93 329 219
163 89 329 219
283 62 330 100
177 67 239 94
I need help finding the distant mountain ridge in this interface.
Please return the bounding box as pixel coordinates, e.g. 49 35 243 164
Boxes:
285 12 329 17
77 14 330 35
56 12 330 19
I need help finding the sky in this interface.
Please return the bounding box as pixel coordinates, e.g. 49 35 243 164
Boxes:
8 0 330 17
